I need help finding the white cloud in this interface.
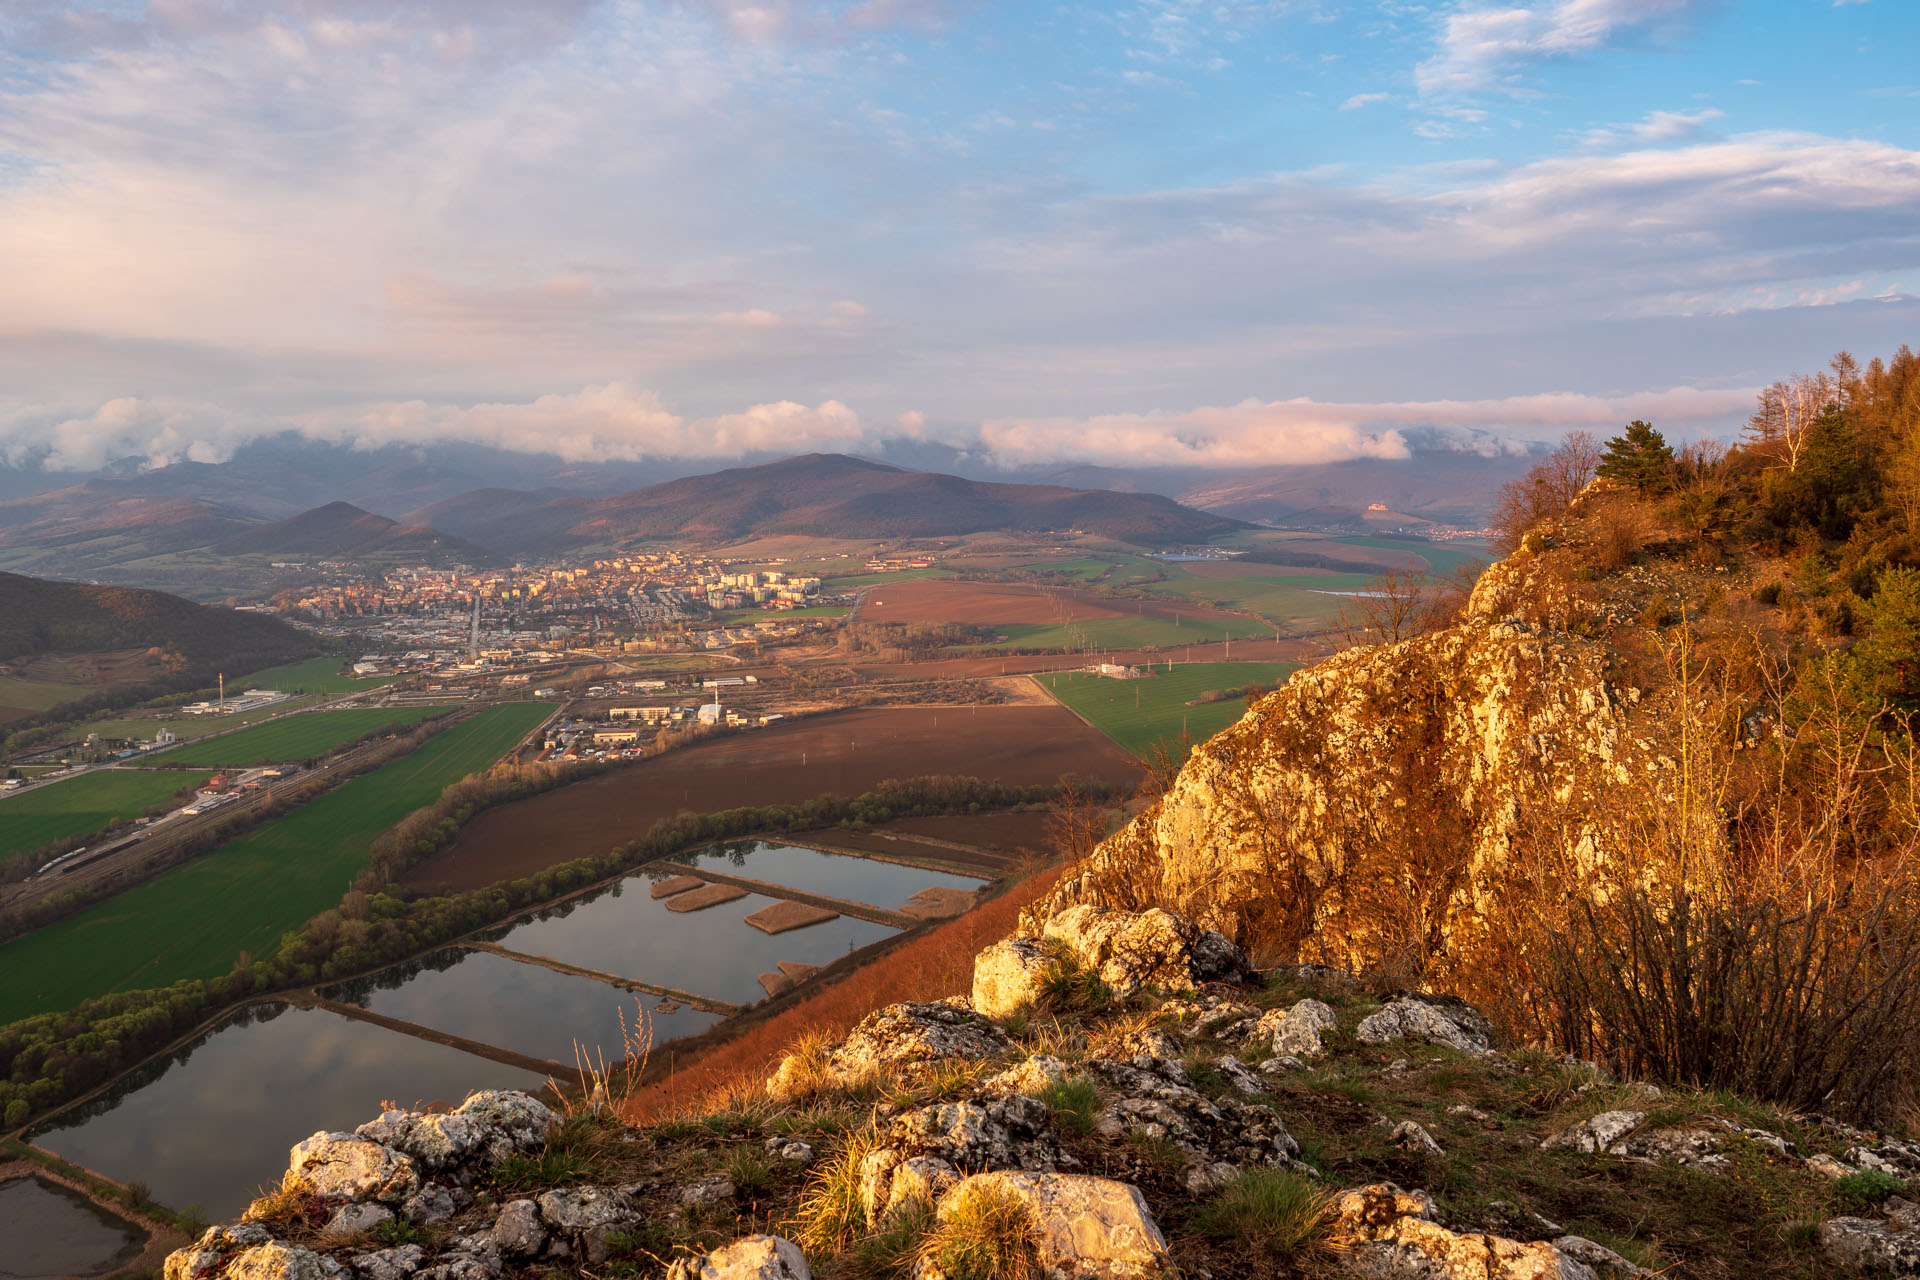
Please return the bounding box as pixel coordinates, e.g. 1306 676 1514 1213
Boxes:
1582 106 1724 147
976 386 1755 469
1340 92 1391 110
1419 0 1704 96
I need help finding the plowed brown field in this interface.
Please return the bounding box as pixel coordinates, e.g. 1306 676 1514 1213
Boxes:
403 705 1138 892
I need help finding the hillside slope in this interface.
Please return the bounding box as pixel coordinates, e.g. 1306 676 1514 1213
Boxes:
212 501 495 564
0 571 315 668
451 453 1249 555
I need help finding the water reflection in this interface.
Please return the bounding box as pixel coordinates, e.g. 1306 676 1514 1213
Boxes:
32 1004 546 1220
326 948 725 1064
686 840 983 908
487 874 898 1007
0 1177 143 1280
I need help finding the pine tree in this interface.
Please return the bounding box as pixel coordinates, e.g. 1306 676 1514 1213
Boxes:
1596 420 1674 493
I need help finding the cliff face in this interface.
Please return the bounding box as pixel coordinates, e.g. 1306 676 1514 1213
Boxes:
1034 544 1664 980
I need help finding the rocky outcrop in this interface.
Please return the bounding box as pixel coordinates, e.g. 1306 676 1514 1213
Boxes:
1029 553 1649 978
767 1000 1014 1098
1331 1184 1649 1280
926 1172 1172 1280
1357 995 1495 1056
1040 905 1248 997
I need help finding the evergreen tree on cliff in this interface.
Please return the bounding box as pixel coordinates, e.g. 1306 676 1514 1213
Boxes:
1596 419 1674 493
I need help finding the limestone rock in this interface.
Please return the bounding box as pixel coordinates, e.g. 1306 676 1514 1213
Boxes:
1821 1216 1920 1275
1331 1183 1645 1279
1355 996 1494 1056
1257 999 1338 1059
538 1186 640 1264
932 1172 1173 1279
1389 1121 1446 1158
971 938 1056 1019
167 1226 277 1280
345 1246 424 1280
1541 1112 1643 1154
885 1156 962 1219
767 1001 1014 1098
224 1244 342 1280
1089 1055 1298 1172
667 1235 813 1280
355 1110 485 1172
321 1203 393 1236
451 1091 558 1164
288 1134 421 1206
982 1054 1070 1096
404 1185 456 1225
1216 1054 1267 1096
1041 905 1246 998
887 1095 1063 1173
679 1177 737 1209
490 1200 546 1257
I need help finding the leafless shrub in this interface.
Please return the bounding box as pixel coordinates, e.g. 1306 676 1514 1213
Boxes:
1490 431 1601 553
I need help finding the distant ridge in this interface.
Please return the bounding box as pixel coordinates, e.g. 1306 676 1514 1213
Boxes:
0 571 316 669
213 501 495 564
447 453 1248 555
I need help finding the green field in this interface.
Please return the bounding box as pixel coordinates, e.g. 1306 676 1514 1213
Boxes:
73 695 329 746
1329 536 1490 577
148 706 450 766
233 656 393 695
826 567 952 591
0 770 215 868
0 675 91 716
981 613 1258 653
0 703 552 1024
1036 661 1299 759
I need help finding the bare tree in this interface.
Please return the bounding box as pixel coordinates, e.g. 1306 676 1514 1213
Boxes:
1489 430 1601 552
1743 372 1836 473
1333 566 1468 649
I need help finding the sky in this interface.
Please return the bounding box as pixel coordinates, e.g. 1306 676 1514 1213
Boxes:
0 0 1915 475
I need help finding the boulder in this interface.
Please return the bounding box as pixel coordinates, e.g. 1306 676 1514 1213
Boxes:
667 1235 812 1280
1089 1055 1299 1173
1540 1113 1728 1170
1389 1121 1445 1158
537 1186 640 1264
223 1244 342 1280
1256 999 1338 1059
403 1185 457 1226
1820 1217 1920 1275
167 1227 277 1280
887 1095 1063 1173
355 1110 485 1172
768 1001 1014 1099
344 1246 423 1280
1541 1112 1643 1155
1215 1055 1266 1096
490 1200 546 1257
450 1091 558 1164
1355 996 1494 1056
972 938 1057 1019
679 1176 737 1209
1041 905 1246 998
931 1172 1173 1279
287 1134 421 1206
981 1054 1070 1096
321 1203 393 1236
1331 1184 1647 1279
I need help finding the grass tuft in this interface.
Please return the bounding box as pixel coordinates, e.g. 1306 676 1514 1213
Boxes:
1191 1168 1337 1262
1037 1076 1100 1137
792 1125 885 1255
915 1179 1042 1280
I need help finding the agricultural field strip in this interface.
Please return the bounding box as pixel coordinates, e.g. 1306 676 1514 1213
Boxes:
146 706 450 766
1033 662 1300 759
0 769 217 866
0 703 553 1025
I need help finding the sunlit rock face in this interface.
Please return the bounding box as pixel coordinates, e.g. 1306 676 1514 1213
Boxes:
1031 545 1656 982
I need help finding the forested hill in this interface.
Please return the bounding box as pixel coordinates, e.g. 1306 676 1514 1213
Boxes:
0 571 317 670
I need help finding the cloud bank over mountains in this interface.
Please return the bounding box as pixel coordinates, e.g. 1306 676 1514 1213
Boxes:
0 0 1911 475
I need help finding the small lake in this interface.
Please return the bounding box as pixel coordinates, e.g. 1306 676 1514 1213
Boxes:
326 947 726 1065
487 875 899 1007
686 840 984 909
0 1177 144 1280
32 1003 547 1220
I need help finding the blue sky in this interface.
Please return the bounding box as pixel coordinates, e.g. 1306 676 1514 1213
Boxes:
0 0 1914 473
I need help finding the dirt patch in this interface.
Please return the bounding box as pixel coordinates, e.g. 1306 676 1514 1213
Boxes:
661 882 749 913
406 705 1139 892
900 886 976 920
744 900 839 934
649 875 704 900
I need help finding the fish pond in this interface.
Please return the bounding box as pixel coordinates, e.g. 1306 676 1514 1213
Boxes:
325 947 727 1065
484 872 899 1008
31 1003 546 1220
0 1177 144 1280
684 839 984 909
